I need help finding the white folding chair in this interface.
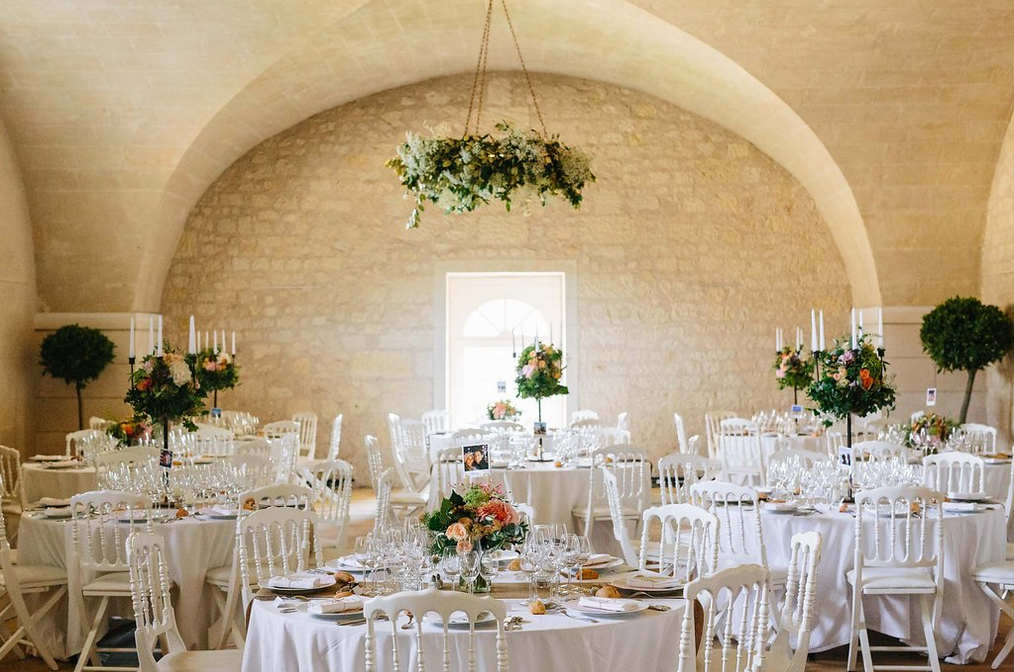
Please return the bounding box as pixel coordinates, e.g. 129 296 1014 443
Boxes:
572 448 647 538
364 587 508 672
658 452 718 505
127 532 241 672
301 459 353 555
961 423 998 455
704 410 736 459
676 564 770 672
922 452 986 495
421 409 449 436
847 486 945 672
291 412 318 460
69 490 150 672
766 531 823 672
0 485 66 670
326 414 343 461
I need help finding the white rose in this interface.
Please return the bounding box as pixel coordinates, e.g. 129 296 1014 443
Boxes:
169 360 192 386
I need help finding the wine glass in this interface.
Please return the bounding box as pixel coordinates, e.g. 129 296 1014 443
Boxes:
480 549 501 588
440 550 461 590
459 550 480 593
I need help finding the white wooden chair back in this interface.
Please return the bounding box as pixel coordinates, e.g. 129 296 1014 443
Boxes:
690 480 767 567
237 506 321 605
235 437 272 458
673 413 689 454
70 490 150 574
570 409 599 424
0 445 21 505
364 434 385 493
225 453 274 490
66 429 111 459
639 503 720 584
263 420 299 439
704 411 736 458
393 416 430 493
292 412 318 460
765 448 821 491
770 531 823 671
421 409 449 435
364 588 508 672
433 446 465 502
601 468 638 566
658 452 717 505
480 420 525 434
374 468 395 532
717 422 765 486
268 433 299 483
853 486 944 573
676 564 770 672
616 412 630 432
327 414 343 460
239 483 314 510
127 532 186 672
922 452 986 495
301 460 353 550
581 449 647 530
961 423 998 454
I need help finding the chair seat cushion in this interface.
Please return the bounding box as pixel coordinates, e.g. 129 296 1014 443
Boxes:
0 563 65 587
846 566 936 592
158 648 243 672
83 571 132 594
972 561 1014 586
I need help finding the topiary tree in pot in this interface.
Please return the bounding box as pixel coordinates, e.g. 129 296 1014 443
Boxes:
920 296 1013 423
40 324 116 430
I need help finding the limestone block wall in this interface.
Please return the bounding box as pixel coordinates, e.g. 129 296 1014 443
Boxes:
981 117 1014 446
0 118 36 454
161 73 853 477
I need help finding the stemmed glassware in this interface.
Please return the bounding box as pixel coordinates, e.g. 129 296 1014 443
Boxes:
459 550 480 593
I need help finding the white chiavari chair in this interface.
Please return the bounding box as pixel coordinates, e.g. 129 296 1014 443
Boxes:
364 588 509 672
922 451 986 495
570 409 599 425
301 459 353 556
69 490 150 672
616 411 630 432
268 433 300 484
326 414 343 461
234 437 271 458
224 453 274 491
238 484 314 511
432 446 465 503
1005 459 1014 558
673 413 690 454
717 419 765 486
676 564 770 672
392 415 431 493
421 410 449 436
0 445 22 514
961 423 998 455
846 486 945 672
374 468 395 533
766 531 823 672
658 452 718 506
572 448 647 538
291 412 318 460
364 434 384 493
263 420 299 440
570 421 604 457
237 506 322 613
127 532 241 672
704 410 736 459
190 423 235 459
0 484 66 669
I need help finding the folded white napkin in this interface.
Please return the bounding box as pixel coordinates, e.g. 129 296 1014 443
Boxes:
30 455 65 462
578 596 642 612
584 553 612 566
36 497 70 507
337 555 366 569
44 460 80 469
307 596 365 615
201 505 236 517
942 501 977 513
625 573 681 589
268 573 331 589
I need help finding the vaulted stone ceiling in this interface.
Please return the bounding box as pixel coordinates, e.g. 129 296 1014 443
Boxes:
0 0 1010 312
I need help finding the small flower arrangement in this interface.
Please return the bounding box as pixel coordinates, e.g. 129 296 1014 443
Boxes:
423 482 528 560
387 121 595 229
773 346 815 400
808 335 896 438
124 347 205 431
187 348 238 407
486 399 520 421
106 416 152 447
515 341 568 422
900 411 958 448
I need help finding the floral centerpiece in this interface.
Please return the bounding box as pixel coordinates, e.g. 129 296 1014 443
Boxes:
773 346 815 404
423 482 528 592
187 347 238 409
106 416 152 447
808 334 896 446
387 122 595 229
900 411 958 449
515 341 567 425
124 347 206 466
486 399 520 421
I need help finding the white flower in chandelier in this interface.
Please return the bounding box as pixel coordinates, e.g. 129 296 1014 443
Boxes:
169 359 192 386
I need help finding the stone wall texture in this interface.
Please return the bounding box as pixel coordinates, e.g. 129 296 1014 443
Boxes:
0 118 37 452
161 73 852 477
981 117 1014 443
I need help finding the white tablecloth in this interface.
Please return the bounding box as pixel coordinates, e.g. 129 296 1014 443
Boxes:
242 595 685 672
17 512 235 658
20 462 97 506
760 506 1005 664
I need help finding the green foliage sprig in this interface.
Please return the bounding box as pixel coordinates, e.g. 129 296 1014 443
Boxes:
187 348 239 394
40 324 116 429
387 121 595 229
515 342 568 401
920 296 1013 422
808 334 896 423
773 346 815 391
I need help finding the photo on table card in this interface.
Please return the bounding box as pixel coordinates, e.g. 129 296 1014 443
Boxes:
926 387 937 406
462 443 490 472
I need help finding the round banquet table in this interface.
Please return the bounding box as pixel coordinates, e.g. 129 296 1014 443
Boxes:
242 592 686 672
759 505 1005 664
20 462 97 506
17 511 236 658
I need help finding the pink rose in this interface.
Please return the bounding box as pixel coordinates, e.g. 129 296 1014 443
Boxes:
446 522 468 541
477 499 515 524
456 539 473 553
203 360 218 371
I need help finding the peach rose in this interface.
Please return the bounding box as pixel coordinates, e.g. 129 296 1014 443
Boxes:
456 539 473 553
477 499 516 524
446 522 468 541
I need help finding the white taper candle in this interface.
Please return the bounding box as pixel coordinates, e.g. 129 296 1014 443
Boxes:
810 309 817 351
188 315 196 354
819 310 825 351
157 315 163 356
232 331 236 356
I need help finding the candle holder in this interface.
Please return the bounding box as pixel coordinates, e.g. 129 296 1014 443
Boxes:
128 356 136 384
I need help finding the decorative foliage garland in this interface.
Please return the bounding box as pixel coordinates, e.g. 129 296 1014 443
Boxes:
106 416 152 447
808 334 895 430
124 348 205 431
899 411 958 448
486 399 520 421
773 346 815 400
387 122 594 229
423 482 528 557
515 341 568 422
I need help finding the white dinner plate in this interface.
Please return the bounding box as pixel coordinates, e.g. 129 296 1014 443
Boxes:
265 575 337 593
43 507 72 519
765 502 798 514
609 574 683 593
29 454 67 462
562 598 648 617
569 558 624 574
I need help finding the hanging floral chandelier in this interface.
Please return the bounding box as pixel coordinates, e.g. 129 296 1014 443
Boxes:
386 0 595 229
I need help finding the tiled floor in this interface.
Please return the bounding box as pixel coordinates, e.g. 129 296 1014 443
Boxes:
2 489 1010 671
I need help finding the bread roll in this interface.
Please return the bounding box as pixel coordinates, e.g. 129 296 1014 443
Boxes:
529 599 547 615
578 568 598 580
595 585 621 599
507 558 522 571
332 571 355 584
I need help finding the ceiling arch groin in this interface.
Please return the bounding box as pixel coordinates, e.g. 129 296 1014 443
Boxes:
137 0 879 309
